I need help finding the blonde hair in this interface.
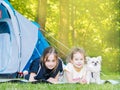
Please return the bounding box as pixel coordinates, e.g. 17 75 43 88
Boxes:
66 47 86 63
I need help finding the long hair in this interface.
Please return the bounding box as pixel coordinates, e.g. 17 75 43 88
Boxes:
40 47 59 71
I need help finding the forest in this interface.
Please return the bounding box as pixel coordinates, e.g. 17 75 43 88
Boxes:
10 0 120 73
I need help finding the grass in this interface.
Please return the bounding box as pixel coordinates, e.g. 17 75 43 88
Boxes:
0 83 120 90
101 72 120 80
0 73 120 90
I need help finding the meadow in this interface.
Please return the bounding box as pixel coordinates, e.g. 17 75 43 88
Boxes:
0 73 119 90
0 83 120 90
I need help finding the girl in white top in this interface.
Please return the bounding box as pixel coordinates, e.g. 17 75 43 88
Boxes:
64 47 87 84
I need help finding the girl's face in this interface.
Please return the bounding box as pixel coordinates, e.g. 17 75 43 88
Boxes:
45 54 57 70
71 52 85 70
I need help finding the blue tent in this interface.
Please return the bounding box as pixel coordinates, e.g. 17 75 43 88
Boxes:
0 0 49 78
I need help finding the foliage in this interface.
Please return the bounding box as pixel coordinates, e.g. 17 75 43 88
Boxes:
10 0 38 20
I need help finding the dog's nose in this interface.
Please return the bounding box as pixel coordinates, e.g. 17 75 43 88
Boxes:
94 63 97 66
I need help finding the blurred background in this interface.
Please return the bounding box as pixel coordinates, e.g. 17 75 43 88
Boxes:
10 0 120 74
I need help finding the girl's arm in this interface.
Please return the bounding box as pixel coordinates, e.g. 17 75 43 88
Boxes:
79 76 87 84
65 70 81 83
65 70 74 83
47 72 60 84
29 72 37 82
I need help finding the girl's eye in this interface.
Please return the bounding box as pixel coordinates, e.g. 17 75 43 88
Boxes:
46 59 56 62
75 58 79 61
75 58 84 61
46 59 50 62
52 59 56 62
80 58 84 60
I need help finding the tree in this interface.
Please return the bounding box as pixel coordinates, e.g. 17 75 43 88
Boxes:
58 0 70 57
37 0 47 30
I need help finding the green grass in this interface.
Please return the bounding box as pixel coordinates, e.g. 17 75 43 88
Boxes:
0 73 120 90
0 83 120 90
101 72 120 80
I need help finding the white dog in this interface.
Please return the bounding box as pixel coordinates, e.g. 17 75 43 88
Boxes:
85 56 102 84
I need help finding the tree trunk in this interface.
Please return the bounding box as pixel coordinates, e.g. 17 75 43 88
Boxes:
37 0 47 30
70 0 75 46
59 0 70 58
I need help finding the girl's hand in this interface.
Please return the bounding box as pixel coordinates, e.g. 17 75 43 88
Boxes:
80 78 87 84
47 77 57 84
73 78 81 83
29 73 37 82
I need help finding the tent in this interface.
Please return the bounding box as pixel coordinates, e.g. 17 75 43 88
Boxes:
0 0 49 78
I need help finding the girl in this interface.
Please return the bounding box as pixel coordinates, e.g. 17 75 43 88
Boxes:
64 47 87 84
24 47 63 84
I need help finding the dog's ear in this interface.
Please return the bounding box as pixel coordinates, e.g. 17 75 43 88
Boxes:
97 56 102 61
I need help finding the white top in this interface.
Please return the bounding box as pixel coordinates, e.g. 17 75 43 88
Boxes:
64 63 86 80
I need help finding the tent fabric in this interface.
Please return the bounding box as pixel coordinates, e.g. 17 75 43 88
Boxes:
0 33 11 72
15 11 38 72
23 30 49 71
0 0 49 76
